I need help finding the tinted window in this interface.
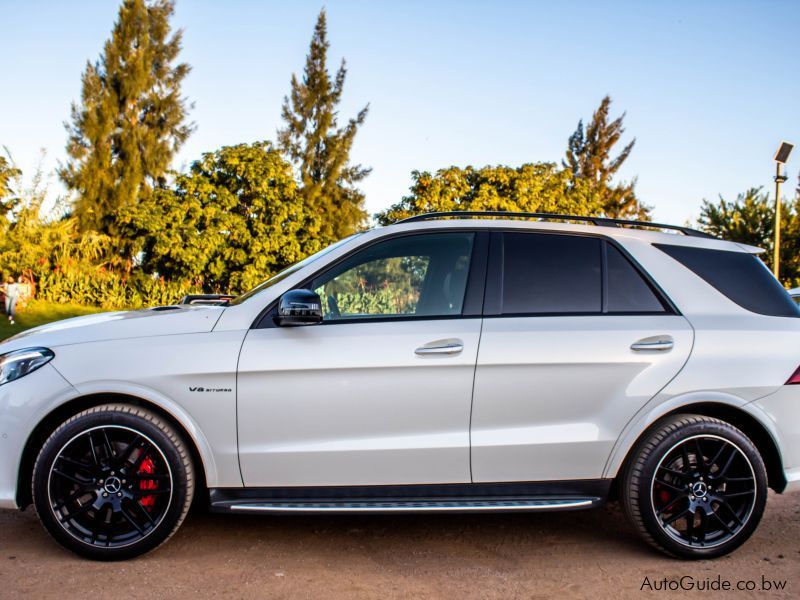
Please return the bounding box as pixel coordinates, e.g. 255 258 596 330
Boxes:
655 244 800 318
501 233 601 314
311 233 474 320
606 244 666 313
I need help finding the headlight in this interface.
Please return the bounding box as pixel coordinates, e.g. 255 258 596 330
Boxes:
0 347 55 386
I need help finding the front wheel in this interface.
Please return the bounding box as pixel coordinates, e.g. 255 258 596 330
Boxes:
622 414 767 559
32 404 194 560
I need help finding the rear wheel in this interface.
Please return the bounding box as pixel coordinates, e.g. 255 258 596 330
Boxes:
32 404 194 560
622 414 767 559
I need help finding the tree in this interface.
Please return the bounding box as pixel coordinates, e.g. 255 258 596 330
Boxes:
278 8 369 246
698 187 800 286
564 96 647 219
119 142 311 293
59 0 193 258
376 163 602 225
0 152 22 220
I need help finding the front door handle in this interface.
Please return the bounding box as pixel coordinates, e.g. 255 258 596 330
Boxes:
631 336 674 352
415 339 464 356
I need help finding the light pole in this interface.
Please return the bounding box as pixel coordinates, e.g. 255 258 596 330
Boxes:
773 142 794 279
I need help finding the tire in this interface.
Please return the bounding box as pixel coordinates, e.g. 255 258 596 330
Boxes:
32 404 194 560
621 414 767 559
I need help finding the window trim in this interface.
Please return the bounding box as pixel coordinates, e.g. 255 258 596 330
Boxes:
483 229 678 318
253 229 490 329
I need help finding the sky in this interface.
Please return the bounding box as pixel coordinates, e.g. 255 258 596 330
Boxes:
2 0 799 226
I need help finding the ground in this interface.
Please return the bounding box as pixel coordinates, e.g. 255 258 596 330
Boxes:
0 300 105 342
0 493 797 599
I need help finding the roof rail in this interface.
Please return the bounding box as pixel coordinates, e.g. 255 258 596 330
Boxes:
395 211 715 239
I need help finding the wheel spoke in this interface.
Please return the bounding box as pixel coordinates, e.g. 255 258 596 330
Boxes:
120 434 144 464
654 477 685 493
721 489 755 499
663 508 691 527
657 465 689 479
54 486 96 510
131 487 171 497
61 500 95 522
693 438 705 472
52 469 91 486
56 455 95 472
696 509 708 545
119 506 145 535
656 495 686 516
717 446 738 479
86 432 99 465
711 511 735 535
101 429 116 460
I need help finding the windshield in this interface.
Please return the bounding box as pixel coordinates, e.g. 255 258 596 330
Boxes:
228 233 364 305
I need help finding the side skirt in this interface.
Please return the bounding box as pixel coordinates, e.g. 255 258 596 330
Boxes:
209 480 611 515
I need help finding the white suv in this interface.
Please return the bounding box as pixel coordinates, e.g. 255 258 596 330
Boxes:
1 212 798 561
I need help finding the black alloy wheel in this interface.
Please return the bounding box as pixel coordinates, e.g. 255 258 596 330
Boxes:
33 404 194 560
622 414 767 559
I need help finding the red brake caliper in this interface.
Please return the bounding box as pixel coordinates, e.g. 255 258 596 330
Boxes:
137 455 158 510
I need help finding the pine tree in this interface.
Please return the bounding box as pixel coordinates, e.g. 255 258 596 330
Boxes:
59 0 193 258
278 9 370 246
564 96 647 219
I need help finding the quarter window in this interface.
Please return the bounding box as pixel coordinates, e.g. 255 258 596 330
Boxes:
310 233 475 321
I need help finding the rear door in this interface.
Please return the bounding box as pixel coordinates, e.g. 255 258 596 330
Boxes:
470 231 693 482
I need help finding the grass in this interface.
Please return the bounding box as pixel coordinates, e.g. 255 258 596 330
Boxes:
0 300 108 342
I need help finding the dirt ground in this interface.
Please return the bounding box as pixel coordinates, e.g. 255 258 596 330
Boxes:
0 492 798 599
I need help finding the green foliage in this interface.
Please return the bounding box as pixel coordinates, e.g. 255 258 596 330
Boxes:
565 96 647 219
0 153 22 220
120 142 312 294
698 187 800 287
376 163 603 224
278 8 370 244
59 0 193 258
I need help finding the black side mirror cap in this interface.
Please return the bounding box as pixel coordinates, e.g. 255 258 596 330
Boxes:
274 289 323 326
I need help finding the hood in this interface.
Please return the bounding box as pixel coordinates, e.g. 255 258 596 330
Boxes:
0 305 226 352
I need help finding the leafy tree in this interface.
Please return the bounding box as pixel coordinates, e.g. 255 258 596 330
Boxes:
698 187 800 286
120 142 310 293
0 152 22 220
278 8 370 245
564 96 647 219
59 0 193 258
376 163 602 225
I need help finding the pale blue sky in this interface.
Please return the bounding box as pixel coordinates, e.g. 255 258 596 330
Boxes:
2 0 798 225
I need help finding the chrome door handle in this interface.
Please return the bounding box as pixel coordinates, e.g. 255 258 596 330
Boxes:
631 337 674 352
415 341 464 355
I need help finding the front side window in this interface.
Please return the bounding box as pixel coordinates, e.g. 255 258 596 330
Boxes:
311 232 475 321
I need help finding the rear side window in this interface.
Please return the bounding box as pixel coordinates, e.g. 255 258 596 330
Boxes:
502 233 602 314
655 244 800 318
498 233 668 315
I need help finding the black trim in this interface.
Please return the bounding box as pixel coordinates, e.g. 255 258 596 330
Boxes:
255 228 490 329
209 479 612 505
397 210 715 239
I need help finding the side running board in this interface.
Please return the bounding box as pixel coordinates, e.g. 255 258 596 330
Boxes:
212 497 602 514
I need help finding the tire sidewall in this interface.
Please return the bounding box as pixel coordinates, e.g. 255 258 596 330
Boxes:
631 418 768 559
33 408 190 561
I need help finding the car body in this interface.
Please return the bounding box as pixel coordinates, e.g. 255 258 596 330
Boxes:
1 212 799 560
790 287 800 306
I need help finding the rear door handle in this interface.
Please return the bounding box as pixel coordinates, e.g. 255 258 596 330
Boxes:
415 339 464 356
631 336 674 352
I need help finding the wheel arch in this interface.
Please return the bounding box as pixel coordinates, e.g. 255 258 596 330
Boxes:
16 392 210 509
607 400 786 496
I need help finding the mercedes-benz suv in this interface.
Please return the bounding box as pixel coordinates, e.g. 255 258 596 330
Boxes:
1 212 798 561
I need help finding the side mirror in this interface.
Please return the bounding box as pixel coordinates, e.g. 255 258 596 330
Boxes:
274 289 323 326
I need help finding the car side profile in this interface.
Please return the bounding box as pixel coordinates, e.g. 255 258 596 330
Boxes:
1 212 798 561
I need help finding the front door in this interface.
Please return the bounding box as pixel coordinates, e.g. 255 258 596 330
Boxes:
237 231 485 487
470 231 693 482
